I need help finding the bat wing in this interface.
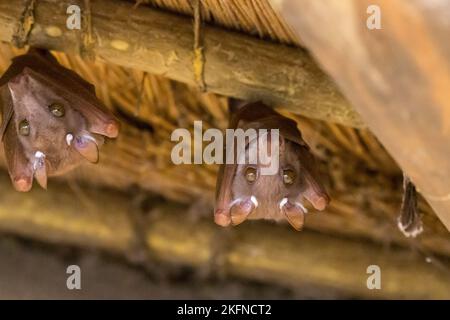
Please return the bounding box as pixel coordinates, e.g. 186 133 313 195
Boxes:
3 115 34 191
296 143 330 210
0 86 14 140
0 79 33 191
214 161 238 226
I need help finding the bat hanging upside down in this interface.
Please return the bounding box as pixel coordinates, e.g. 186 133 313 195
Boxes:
0 47 120 191
214 100 330 230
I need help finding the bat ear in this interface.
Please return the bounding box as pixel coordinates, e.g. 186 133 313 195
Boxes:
33 151 48 190
280 199 305 231
0 87 14 140
71 134 100 163
230 197 257 226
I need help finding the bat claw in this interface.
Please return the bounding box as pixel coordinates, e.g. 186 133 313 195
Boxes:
66 133 74 146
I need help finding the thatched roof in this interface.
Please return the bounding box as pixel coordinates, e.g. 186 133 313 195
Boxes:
143 0 301 44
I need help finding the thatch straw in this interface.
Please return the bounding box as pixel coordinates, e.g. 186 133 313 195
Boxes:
141 0 301 46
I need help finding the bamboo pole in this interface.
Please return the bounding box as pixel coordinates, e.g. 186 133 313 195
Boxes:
0 0 363 127
0 171 448 299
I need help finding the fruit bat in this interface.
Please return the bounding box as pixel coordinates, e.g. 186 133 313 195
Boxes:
0 47 120 192
397 174 423 237
214 100 330 230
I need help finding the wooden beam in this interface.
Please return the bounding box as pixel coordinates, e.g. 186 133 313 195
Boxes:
0 171 448 299
271 0 450 230
0 0 363 127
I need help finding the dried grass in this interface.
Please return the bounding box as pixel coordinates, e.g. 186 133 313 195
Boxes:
139 0 301 46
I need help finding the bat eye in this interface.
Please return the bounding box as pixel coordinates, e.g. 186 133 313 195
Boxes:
244 167 257 184
49 103 65 117
18 119 30 136
283 169 296 185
